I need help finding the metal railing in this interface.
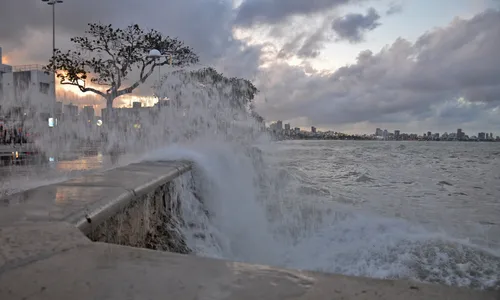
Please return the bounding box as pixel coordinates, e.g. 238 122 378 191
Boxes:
12 64 49 72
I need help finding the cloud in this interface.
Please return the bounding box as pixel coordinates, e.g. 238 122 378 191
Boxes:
234 0 359 27
256 9 500 133
1 0 238 64
332 8 381 43
2 0 500 134
386 2 403 15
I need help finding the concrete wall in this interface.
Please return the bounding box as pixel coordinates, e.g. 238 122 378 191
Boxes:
0 160 498 300
87 175 190 253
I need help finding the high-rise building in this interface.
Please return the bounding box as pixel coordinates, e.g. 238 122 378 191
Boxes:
82 105 95 121
284 123 291 131
375 128 382 136
427 131 432 139
276 120 283 131
457 128 464 140
478 132 486 140
394 130 400 140
383 129 388 139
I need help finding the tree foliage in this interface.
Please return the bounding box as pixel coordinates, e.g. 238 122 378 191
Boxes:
189 67 258 109
45 23 199 108
162 67 264 123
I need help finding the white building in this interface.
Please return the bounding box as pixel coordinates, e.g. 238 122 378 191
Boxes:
0 46 56 124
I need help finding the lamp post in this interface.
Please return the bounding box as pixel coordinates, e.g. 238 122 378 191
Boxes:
147 49 173 110
41 0 63 123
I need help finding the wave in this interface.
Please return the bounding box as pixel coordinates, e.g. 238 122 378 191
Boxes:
144 141 500 291
136 70 500 290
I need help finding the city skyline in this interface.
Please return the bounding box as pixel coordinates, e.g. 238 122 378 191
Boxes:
269 120 500 140
1 1 500 133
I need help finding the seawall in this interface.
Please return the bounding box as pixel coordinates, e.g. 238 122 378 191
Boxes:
0 160 498 300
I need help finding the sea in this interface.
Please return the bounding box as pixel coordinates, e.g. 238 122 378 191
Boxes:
147 139 500 291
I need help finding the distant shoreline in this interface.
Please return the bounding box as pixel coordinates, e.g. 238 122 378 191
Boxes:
271 137 499 142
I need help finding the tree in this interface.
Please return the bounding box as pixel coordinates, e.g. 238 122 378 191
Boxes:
162 67 264 123
45 23 199 111
193 68 264 123
190 67 258 109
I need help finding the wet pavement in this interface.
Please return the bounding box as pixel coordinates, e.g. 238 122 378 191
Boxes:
0 149 141 197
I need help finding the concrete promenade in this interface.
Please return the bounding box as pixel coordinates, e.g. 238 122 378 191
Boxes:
0 160 498 300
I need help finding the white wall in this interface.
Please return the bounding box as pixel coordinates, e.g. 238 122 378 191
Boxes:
0 69 55 116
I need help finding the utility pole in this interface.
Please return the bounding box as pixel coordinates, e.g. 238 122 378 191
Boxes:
42 0 63 123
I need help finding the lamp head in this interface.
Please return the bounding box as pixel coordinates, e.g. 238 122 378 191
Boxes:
148 49 161 58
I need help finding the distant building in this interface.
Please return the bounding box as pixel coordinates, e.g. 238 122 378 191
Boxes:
311 126 317 133
427 131 432 139
0 47 56 122
457 128 464 140
478 132 486 141
276 120 283 131
394 130 400 140
294 127 300 133
284 123 290 131
101 106 155 125
55 101 63 119
375 128 382 136
82 106 95 121
64 103 78 118
383 129 388 139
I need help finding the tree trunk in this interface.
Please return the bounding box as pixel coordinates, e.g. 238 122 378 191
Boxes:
105 95 114 122
104 95 115 131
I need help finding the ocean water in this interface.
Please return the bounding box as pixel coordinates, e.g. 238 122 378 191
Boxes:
147 139 500 290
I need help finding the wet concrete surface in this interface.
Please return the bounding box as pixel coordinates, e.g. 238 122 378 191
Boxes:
0 150 140 197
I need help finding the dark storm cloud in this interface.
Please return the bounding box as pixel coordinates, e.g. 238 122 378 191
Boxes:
0 0 237 66
234 0 359 27
256 9 500 129
331 8 381 43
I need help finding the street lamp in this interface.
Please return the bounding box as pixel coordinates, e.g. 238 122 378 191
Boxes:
41 0 63 121
147 49 173 109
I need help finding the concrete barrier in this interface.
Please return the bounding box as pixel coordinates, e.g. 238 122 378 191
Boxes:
0 161 498 300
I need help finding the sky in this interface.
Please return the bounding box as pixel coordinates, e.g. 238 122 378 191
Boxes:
1 0 500 135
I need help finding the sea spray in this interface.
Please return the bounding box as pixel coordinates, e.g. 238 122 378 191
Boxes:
146 141 280 265
139 69 500 290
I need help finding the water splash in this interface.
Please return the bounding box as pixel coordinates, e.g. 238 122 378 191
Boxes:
3 67 499 290
142 70 500 290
